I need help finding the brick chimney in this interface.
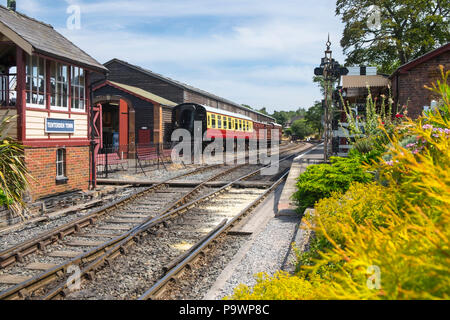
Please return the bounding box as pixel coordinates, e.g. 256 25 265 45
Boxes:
7 0 16 11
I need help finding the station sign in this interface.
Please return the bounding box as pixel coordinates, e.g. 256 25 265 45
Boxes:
45 118 75 134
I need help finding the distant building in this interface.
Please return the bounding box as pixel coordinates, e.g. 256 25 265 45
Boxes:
333 67 390 156
390 43 450 119
285 115 305 129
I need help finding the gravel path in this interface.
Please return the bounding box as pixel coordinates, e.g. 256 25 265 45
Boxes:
209 215 301 300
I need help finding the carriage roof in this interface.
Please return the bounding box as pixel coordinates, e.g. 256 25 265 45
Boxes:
201 105 253 121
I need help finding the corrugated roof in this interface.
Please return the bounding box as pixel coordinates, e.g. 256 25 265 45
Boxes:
0 5 107 73
104 59 275 121
106 81 177 107
342 75 390 89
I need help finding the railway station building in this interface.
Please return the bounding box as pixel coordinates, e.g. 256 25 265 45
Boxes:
390 42 450 119
91 59 275 149
0 5 107 201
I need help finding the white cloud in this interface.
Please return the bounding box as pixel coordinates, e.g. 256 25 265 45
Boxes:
53 0 345 111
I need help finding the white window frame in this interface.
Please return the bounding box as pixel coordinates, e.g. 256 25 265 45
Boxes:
70 66 86 112
56 148 66 179
26 55 46 109
50 62 69 111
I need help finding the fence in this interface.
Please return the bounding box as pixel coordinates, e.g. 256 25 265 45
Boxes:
95 142 174 178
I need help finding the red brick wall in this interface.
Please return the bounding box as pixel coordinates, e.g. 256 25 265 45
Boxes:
393 51 450 119
25 146 90 201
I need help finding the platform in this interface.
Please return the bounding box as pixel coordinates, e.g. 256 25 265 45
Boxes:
276 144 324 216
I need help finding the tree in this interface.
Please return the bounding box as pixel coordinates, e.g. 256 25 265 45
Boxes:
306 101 324 136
336 0 450 74
291 119 314 140
272 111 290 126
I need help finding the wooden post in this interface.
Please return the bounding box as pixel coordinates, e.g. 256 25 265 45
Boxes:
15 46 26 142
153 103 163 151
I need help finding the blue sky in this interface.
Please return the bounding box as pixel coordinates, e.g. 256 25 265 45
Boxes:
15 0 346 113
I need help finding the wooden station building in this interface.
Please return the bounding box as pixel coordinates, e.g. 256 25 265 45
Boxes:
0 5 107 201
91 59 275 149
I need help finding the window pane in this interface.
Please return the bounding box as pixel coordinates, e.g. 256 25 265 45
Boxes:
25 56 30 76
63 83 68 108
32 56 38 77
50 62 56 82
72 66 79 85
79 68 85 87
38 58 45 78
62 65 68 83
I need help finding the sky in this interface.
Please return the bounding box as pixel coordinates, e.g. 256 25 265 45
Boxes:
14 0 346 113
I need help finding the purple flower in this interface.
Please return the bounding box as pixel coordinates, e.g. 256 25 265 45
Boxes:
385 160 394 166
406 143 416 148
422 124 433 130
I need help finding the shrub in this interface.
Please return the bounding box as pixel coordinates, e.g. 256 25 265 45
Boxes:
226 271 322 300
228 68 450 300
292 157 373 213
0 113 30 218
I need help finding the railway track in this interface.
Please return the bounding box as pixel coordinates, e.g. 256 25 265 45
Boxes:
0 142 313 300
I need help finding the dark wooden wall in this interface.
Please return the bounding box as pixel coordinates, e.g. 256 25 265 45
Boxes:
94 85 155 144
103 61 185 104
90 59 275 124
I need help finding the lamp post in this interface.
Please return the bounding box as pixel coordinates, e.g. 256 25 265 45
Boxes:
314 36 348 161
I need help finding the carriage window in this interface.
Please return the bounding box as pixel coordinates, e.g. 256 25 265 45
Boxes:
217 115 222 129
239 120 242 131
223 117 228 129
207 114 211 128
211 115 216 128
228 118 232 130
249 122 253 131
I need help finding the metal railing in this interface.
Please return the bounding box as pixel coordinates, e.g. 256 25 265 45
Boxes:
95 142 174 178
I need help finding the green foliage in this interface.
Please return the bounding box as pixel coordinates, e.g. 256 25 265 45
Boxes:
305 101 324 136
226 271 322 300
0 113 30 218
336 0 450 74
292 157 373 213
228 67 450 301
272 108 307 127
0 189 12 206
290 119 314 140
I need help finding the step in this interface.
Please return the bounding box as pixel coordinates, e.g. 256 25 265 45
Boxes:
48 250 83 258
0 274 32 285
25 262 58 271
65 240 105 247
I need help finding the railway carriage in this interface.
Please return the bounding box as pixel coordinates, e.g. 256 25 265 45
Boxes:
172 103 281 147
